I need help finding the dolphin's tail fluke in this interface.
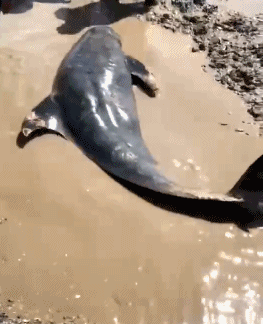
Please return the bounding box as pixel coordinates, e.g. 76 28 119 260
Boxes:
227 155 263 217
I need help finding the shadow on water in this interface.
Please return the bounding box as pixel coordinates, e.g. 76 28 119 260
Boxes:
55 1 148 35
0 0 148 33
103 170 262 232
16 130 263 233
0 0 70 14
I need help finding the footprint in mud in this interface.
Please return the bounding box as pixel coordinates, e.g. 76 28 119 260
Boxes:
0 50 26 84
0 49 29 111
0 51 26 70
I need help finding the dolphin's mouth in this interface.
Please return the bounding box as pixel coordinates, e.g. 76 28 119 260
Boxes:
22 111 47 137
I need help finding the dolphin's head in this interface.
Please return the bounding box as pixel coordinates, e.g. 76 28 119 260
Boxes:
87 26 122 47
17 96 67 149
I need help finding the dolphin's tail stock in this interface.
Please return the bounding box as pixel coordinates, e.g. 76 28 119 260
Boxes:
104 151 263 231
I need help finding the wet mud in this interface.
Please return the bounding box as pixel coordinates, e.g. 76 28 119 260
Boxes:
145 1 263 133
0 1 263 324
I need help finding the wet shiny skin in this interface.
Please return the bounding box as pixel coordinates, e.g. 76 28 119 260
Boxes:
19 26 263 228
20 26 241 200
21 26 175 193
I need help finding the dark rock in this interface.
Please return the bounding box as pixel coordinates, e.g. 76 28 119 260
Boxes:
199 43 206 51
193 0 206 5
218 49 228 55
229 70 242 82
145 0 159 6
214 60 227 69
251 104 263 116
160 13 172 23
241 84 256 91
193 23 208 35
247 44 256 50
202 4 218 14
172 0 194 13
256 49 263 58
220 75 228 84
245 61 253 67
192 45 200 52
183 14 200 24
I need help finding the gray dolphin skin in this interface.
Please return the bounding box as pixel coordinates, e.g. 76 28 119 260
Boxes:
19 26 263 216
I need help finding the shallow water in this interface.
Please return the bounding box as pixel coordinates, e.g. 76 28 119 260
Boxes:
1 1 263 323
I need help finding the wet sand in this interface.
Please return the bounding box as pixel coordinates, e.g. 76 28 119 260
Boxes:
1 1 263 323
207 0 263 17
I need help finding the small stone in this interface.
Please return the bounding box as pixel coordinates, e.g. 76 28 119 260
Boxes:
245 61 253 67
209 36 220 45
199 43 206 51
162 23 173 30
192 45 200 52
202 4 218 14
215 74 221 81
183 14 200 24
229 70 242 82
241 84 255 91
256 49 263 58
215 61 227 69
146 12 155 21
182 28 191 34
235 128 244 132
193 23 208 36
252 104 263 116
162 13 171 19
219 123 228 126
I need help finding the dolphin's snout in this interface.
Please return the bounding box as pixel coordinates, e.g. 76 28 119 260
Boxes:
21 111 46 137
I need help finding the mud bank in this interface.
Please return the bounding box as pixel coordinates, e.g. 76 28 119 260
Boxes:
143 2 263 134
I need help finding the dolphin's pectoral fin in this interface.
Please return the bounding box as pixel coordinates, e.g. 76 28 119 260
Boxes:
18 96 68 147
125 55 158 97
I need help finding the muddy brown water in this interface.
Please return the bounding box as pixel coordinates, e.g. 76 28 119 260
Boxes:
1 1 263 323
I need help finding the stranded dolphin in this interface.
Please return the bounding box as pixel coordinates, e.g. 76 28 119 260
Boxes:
17 26 263 230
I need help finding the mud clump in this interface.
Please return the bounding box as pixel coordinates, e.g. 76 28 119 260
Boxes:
142 3 263 133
